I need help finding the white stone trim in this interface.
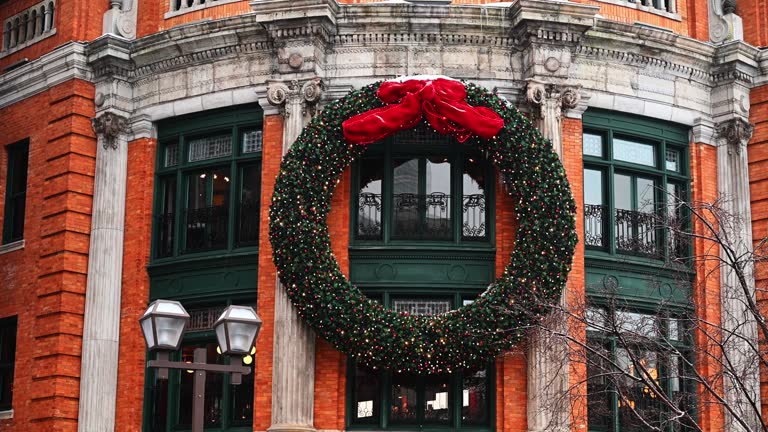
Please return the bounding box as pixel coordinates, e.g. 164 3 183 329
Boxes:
587 91 701 126
0 42 90 109
164 0 242 19
0 240 24 256
0 409 13 420
0 29 56 59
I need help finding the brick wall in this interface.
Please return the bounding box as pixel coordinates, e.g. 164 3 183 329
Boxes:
740 0 768 48
114 137 157 432
0 79 96 432
690 141 724 431
254 114 284 431
749 84 768 422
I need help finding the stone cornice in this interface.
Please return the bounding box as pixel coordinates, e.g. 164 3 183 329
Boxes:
711 40 760 86
0 42 91 109
508 0 599 47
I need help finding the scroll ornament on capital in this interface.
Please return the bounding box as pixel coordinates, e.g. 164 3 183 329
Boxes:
525 81 581 119
92 112 129 150
267 78 323 118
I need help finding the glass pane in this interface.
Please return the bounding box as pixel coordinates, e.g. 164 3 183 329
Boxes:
9 196 25 242
667 183 686 259
613 137 655 167
425 157 451 240
357 158 384 240
584 169 605 248
392 158 420 239
165 143 179 167
10 146 28 195
586 307 606 332
230 354 255 426
637 177 655 214
391 373 418 424
636 177 657 255
176 343 225 428
188 134 232 162
668 318 680 341
156 176 177 258
238 165 260 245
614 174 632 252
242 130 263 154
424 374 451 424
665 149 679 172
616 349 662 430
353 365 381 424
586 339 612 430
615 311 659 338
463 154 486 240
462 368 488 425
583 133 603 157
185 168 230 252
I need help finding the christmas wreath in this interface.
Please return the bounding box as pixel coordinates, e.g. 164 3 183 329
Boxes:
270 77 577 374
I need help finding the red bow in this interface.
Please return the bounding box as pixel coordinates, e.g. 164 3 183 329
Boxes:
342 79 504 145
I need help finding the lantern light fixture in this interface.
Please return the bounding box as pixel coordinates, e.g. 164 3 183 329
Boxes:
139 299 190 351
214 305 262 356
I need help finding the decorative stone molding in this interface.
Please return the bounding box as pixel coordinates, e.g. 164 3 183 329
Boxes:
709 0 743 43
1 0 57 58
267 78 323 118
716 117 754 154
92 112 129 149
525 81 582 124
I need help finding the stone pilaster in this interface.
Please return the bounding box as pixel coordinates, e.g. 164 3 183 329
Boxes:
102 0 138 39
715 116 762 432
525 80 581 157
78 111 130 432
266 77 323 432
523 81 583 432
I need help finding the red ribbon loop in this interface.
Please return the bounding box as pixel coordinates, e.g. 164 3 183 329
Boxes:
342 79 504 145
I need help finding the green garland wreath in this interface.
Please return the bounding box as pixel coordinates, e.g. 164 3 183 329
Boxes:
270 80 577 374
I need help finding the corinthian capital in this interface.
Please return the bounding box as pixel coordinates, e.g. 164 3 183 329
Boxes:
267 77 323 118
92 112 128 150
716 117 754 154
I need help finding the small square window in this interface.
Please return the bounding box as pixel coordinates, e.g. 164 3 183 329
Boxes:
665 149 679 172
583 133 603 157
188 135 232 162
242 131 262 154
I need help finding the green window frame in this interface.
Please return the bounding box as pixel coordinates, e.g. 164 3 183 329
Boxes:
346 293 494 431
582 111 689 263
144 303 256 432
352 126 494 246
3 140 28 244
152 105 263 261
585 306 694 432
0 316 16 412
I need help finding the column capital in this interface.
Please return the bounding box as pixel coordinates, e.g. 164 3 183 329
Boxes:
92 111 129 150
525 80 583 120
267 77 323 118
716 117 754 154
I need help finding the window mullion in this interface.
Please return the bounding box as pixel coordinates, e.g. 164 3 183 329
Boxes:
454 143 461 244
227 159 237 251
419 156 427 238
173 162 184 257
607 164 617 255
383 143 392 244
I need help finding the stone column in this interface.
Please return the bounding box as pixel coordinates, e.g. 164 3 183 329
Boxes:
78 112 129 432
524 81 582 432
265 78 322 432
715 117 762 432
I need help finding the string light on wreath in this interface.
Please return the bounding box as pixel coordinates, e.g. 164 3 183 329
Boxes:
270 77 577 374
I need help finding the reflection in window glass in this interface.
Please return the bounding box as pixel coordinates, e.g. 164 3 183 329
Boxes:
425 157 451 240
462 368 488 425
584 169 605 248
424 374 451 424
463 154 486 239
354 365 381 423
358 158 384 240
238 165 260 245
636 177 655 214
392 159 420 239
391 373 418 423
185 168 230 252
615 311 659 338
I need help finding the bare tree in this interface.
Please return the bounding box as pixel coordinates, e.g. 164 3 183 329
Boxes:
518 195 767 432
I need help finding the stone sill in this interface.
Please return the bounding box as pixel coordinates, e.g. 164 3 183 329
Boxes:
597 0 681 21
0 240 24 255
0 30 57 60
164 0 242 19
0 409 13 420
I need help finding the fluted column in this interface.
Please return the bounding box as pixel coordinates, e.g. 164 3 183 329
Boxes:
266 78 322 432
524 81 582 432
78 112 129 432
715 117 762 432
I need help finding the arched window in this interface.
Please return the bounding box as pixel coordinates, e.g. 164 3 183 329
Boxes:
11 18 19 48
29 10 37 38
18 14 28 44
45 2 54 32
40 5 46 33
3 22 10 50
